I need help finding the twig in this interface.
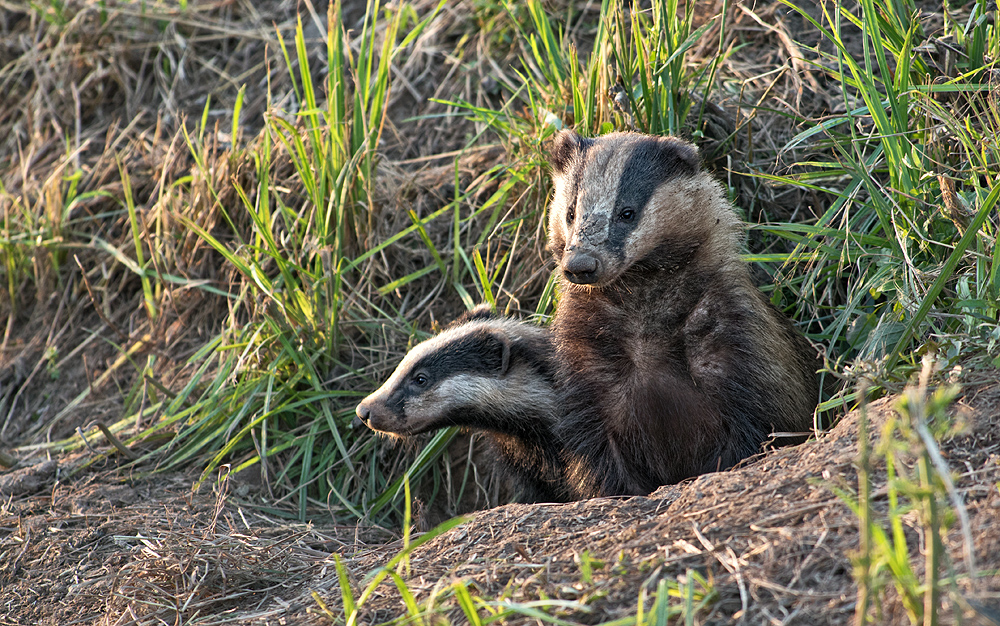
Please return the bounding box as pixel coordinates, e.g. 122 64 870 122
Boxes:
74 255 129 341
88 420 140 461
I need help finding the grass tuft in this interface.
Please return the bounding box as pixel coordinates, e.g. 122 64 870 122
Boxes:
843 357 967 625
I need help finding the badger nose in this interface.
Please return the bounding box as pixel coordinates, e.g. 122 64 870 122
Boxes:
356 403 371 425
563 252 599 283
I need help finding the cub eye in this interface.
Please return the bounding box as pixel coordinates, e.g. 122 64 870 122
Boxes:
618 208 635 222
411 373 429 387
566 204 576 224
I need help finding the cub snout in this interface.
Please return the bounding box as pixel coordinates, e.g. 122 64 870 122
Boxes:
355 398 399 433
355 402 372 425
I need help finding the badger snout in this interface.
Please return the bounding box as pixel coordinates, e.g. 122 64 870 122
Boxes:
355 402 372 425
356 398 396 432
562 251 601 284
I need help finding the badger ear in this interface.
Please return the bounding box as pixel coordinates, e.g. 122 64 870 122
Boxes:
449 304 496 328
655 136 701 172
486 329 512 376
550 129 584 174
500 337 511 376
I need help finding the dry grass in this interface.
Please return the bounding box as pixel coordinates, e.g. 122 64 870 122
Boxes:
2 0 1000 623
0 462 385 626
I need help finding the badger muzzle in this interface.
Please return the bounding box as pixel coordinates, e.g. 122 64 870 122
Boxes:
562 250 601 284
355 395 402 434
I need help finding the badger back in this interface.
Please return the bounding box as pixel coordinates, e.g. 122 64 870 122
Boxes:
547 131 742 287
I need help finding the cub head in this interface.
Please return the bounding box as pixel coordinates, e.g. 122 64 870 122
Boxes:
548 130 728 287
355 312 514 437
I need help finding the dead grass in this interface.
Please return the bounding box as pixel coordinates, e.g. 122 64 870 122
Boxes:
2 0 1000 624
0 460 384 626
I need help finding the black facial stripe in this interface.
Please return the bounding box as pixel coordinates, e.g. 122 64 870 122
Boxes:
607 137 699 256
386 388 407 416
408 331 505 383
565 137 593 225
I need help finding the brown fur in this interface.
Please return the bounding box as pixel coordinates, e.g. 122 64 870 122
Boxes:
547 130 819 498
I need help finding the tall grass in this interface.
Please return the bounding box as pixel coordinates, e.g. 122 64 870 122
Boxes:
13 0 996 529
766 0 1000 397
108 0 454 523
89 0 998 530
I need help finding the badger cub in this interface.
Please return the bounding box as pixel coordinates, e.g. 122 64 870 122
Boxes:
355 307 568 503
548 130 819 498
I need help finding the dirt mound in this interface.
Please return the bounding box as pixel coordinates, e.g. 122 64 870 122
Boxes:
310 383 1000 624
6 380 994 625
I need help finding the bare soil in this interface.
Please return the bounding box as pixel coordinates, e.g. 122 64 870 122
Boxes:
2 383 999 625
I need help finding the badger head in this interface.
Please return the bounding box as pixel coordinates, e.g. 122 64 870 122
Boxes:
548 130 730 287
356 310 542 437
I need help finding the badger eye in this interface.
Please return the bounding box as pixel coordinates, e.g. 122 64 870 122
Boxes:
566 204 576 224
618 208 635 222
411 373 429 387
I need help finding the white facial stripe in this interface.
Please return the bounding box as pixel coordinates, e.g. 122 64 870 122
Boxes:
436 373 505 403
404 373 506 426
569 139 634 251
406 368 558 427
622 175 740 262
622 179 692 259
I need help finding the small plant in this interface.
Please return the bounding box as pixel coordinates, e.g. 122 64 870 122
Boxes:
576 550 604 585
43 345 59 380
633 569 717 626
326 474 471 626
844 357 968 626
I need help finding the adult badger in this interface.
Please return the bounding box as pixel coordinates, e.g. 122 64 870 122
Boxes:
547 130 819 498
355 307 569 503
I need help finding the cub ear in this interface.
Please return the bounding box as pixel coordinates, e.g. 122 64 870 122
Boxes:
450 304 496 328
498 332 511 376
550 129 586 175
655 136 701 173
484 329 512 377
